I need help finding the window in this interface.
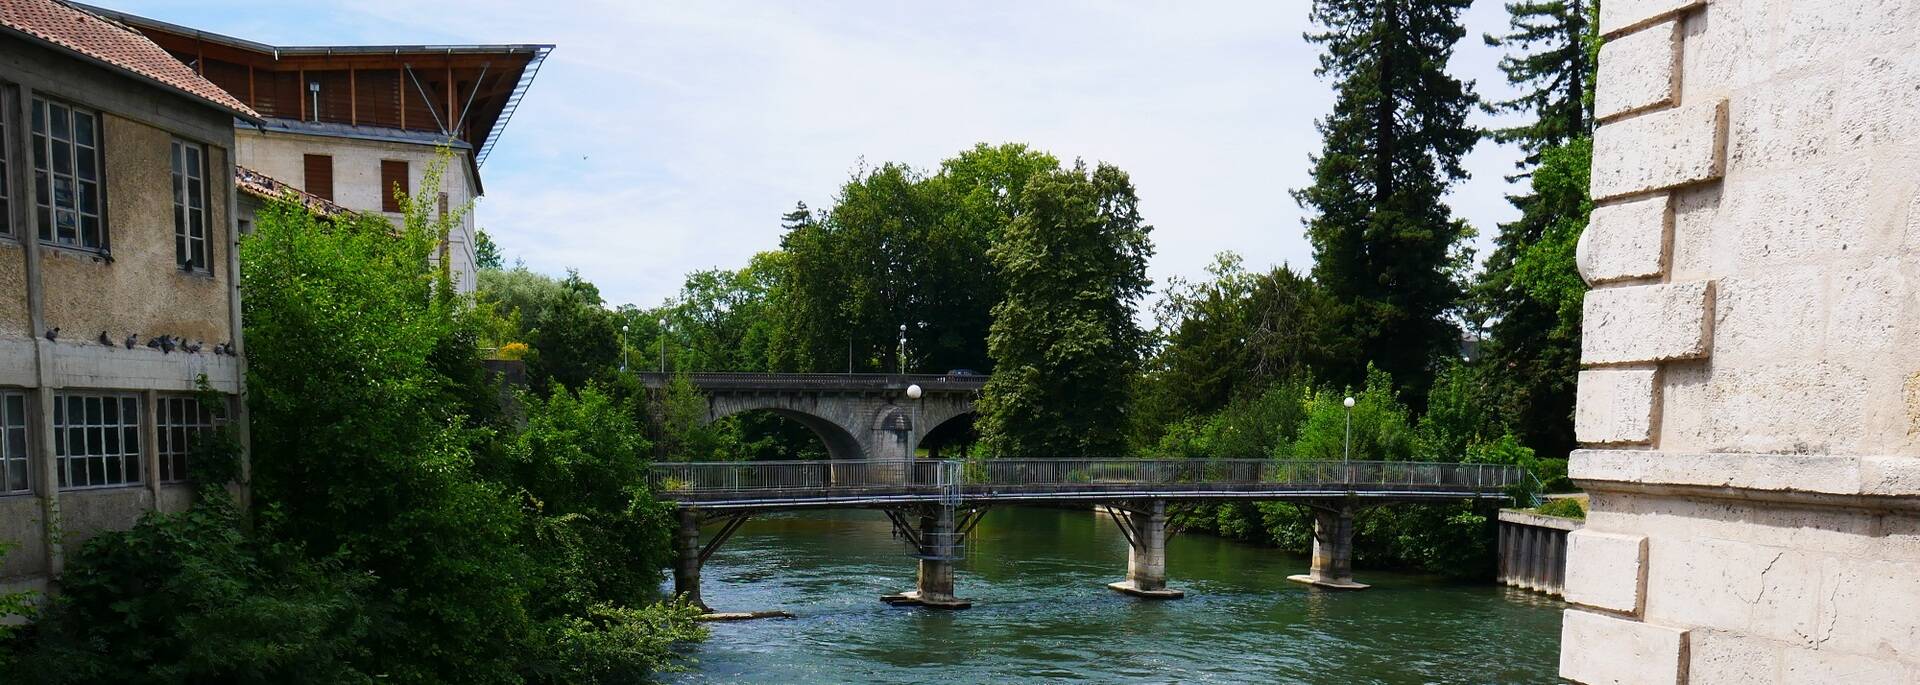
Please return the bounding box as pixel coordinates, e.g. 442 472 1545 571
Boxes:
171 139 208 272
303 153 333 200
31 98 104 250
381 159 408 213
54 394 140 489
2 393 27 495
157 396 216 483
0 89 11 237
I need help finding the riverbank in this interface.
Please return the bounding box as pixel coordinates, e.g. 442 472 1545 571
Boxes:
669 507 1563 684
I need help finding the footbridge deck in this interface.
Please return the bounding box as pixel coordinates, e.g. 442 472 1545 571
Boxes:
655 459 1526 610
650 459 1523 509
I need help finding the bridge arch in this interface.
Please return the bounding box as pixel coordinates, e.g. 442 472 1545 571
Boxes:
658 374 984 462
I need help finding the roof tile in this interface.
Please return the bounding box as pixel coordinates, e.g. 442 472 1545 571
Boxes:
0 0 256 117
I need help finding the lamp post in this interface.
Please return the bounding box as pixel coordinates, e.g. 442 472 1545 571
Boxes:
1343 396 1356 485
658 317 668 374
907 383 923 460
621 324 629 371
898 323 908 375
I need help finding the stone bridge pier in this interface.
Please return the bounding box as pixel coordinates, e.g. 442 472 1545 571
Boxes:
1287 501 1367 590
1104 500 1184 599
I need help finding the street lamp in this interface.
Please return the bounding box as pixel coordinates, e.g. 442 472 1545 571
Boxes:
1343 396 1356 480
898 323 908 375
907 383 923 460
621 324 630 371
658 317 668 374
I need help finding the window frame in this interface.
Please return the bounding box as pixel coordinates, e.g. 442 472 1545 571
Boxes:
53 393 142 490
1 391 29 496
30 96 107 253
170 138 210 273
0 86 12 239
156 395 217 484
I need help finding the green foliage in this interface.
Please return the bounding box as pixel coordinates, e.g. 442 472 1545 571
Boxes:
1143 254 1344 423
1296 0 1480 404
1535 497 1587 519
1469 137 1593 460
1289 366 1416 462
977 162 1154 457
475 228 504 270
650 372 741 461
10 495 375 684
1148 380 1311 460
1482 0 1596 166
1414 360 1504 460
772 143 1061 374
532 601 706 684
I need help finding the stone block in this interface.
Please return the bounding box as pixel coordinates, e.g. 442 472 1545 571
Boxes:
1592 100 1728 202
1564 530 1648 615
1578 195 1671 285
1596 19 1680 121
1687 631 1781 685
1782 647 1913 684
1861 456 1920 497
1571 449 1866 496
1582 281 1715 365
1559 609 1688 684
1599 0 1705 37
1576 369 1659 445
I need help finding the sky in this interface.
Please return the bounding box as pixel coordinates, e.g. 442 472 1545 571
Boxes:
105 0 1533 310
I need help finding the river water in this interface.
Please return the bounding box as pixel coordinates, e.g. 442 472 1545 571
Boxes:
668 507 1563 684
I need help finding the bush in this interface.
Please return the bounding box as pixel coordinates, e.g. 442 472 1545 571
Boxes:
8 493 374 684
1288 365 1415 461
1534 497 1586 519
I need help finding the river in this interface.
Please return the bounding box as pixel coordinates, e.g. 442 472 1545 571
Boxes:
667 507 1563 684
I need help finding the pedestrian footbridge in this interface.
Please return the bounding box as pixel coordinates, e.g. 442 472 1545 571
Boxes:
650 458 1523 610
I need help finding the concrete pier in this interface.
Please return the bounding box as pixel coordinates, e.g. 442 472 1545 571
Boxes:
1288 502 1368 590
882 504 971 609
1106 501 1185 599
1496 509 1579 596
672 508 708 611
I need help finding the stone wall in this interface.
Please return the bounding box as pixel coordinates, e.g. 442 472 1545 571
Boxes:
1563 0 1920 682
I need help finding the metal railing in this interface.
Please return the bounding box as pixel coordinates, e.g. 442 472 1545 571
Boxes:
634 372 987 392
648 459 1524 503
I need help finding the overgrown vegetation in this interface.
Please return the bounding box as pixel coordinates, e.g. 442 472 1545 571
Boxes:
1 159 703 682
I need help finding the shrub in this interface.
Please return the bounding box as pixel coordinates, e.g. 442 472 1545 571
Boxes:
1535 497 1586 519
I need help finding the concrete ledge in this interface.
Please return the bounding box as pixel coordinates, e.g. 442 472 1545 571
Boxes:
1599 0 1705 38
1107 580 1185 600
1498 509 1585 531
1285 574 1370 591
1572 449 1920 499
879 591 972 610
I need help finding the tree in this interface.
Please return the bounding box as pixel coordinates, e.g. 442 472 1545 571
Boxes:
771 143 1061 375
1470 139 1591 459
1482 0 1596 168
977 162 1154 457
1295 0 1481 405
474 228 504 270
526 272 622 391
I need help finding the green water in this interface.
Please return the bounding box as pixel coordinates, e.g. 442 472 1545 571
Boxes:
670 507 1563 684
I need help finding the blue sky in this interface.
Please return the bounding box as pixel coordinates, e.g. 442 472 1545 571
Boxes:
104 0 1532 310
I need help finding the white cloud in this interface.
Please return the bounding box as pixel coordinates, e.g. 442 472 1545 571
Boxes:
112 0 1534 309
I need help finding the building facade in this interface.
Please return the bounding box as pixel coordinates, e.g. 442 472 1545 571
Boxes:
83 5 549 295
1562 0 1920 682
0 0 251 596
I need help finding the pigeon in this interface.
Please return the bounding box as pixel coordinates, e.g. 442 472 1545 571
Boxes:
124 333 138 349
158 336 176 354
43 327 58 341
146 336 163 350
98 331 112 346
183 340 202 354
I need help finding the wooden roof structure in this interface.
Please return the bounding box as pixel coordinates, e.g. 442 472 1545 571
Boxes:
75 3 549 166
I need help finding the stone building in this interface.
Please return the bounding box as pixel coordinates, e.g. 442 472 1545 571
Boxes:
76 4 550 294
0 0 251 597
1563 0 1920 682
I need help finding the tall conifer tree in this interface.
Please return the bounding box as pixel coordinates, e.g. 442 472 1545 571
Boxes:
1294 0 1480 403
1482 0 1596 168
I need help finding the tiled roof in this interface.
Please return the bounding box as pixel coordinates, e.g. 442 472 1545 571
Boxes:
235 165 347 217
0 0 256 118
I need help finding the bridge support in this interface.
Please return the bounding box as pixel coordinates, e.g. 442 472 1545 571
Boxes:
672 508 755 613
880 503 974 609
1105 501 1184 599
1287 502 1369 590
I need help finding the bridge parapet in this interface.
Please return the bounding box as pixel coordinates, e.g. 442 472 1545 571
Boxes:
636 372 986 393
648 459 1523 508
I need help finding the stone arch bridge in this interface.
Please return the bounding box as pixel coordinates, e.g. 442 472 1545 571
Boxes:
637 373 984 462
